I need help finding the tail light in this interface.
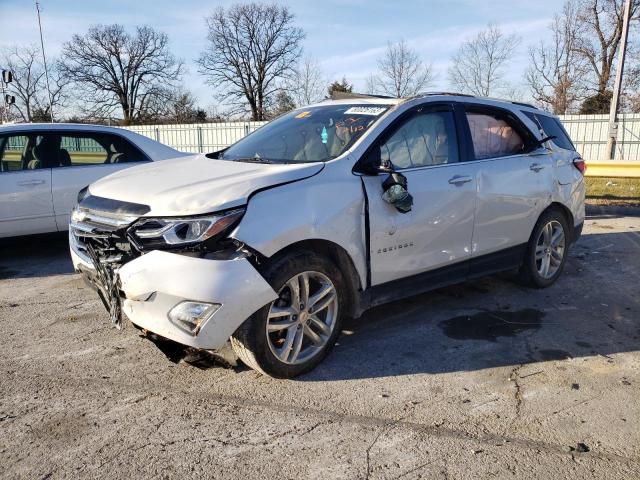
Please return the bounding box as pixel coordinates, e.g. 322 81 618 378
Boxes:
573 158 586 175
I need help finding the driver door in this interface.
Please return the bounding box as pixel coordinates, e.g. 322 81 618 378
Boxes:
361 103 477 286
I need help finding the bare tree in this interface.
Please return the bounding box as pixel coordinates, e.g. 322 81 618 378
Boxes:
60 24 183 125
448 24 521 97
574 0 640 97
364 73 378 95
285 57 326 106
197 3 304 120
135 89 207 124
168 90 201 123
526 0 589 114
2 45 69 122
368 40 434 97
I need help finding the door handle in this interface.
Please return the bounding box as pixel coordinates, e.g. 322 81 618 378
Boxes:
18 180 45 186
529 163 545 172
448 175 472 186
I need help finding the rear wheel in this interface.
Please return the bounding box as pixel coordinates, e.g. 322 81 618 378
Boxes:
231 251 344 378
519 209 569 288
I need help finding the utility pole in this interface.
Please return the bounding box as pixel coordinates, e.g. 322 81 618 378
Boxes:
36 1 55 123
605 0 632 160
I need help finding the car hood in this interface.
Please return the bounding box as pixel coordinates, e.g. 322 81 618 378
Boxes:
87 154 324 216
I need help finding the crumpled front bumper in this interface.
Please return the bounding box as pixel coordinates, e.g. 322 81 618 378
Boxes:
71 247 278 350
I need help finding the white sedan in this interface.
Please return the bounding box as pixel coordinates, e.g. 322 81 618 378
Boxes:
0 123 185 238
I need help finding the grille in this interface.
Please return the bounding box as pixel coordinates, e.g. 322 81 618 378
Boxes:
70 207 139 267
70 207 142 329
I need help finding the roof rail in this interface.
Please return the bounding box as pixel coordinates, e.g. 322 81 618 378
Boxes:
510 100 538 109
413 91 476 98
330 91 396 100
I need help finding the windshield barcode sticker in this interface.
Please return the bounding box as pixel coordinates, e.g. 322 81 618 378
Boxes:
343 106 387 116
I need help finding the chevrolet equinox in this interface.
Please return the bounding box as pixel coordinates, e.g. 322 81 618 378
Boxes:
70 93 586 378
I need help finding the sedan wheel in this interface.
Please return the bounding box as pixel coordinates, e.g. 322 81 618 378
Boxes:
266 271 338 365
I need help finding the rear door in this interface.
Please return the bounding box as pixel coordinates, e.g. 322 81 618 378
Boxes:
463 104 554 260
523 111 580 185
362 103 478 286
0 133 56 238
51 131 150 230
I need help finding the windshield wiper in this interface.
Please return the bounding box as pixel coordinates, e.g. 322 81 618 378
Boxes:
227 156 274 164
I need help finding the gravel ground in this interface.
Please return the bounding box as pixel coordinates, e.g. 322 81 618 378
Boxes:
1 211 639 479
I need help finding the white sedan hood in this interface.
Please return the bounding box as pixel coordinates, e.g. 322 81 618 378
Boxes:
87 154 324 216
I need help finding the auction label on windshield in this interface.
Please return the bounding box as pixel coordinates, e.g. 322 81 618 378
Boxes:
344 106 387 116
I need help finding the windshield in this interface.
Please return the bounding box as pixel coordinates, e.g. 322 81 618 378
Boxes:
219 104 390 163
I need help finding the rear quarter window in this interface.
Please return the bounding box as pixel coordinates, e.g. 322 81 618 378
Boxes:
523 112 575 151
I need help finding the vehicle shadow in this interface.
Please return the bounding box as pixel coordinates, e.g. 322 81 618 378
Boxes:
147 228 640 380
297 228 640 382
0 232 74 279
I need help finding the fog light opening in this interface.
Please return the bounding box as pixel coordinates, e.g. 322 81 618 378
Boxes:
168 301 221 336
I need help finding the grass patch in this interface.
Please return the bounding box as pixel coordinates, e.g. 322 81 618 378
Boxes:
585 177 640 200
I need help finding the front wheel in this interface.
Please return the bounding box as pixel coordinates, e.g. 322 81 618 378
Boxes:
231 251 345 378
519 209 569 288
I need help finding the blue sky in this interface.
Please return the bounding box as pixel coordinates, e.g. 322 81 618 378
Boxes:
0 0 562 109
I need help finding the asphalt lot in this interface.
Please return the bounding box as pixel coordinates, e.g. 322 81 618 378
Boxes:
1 209 639 479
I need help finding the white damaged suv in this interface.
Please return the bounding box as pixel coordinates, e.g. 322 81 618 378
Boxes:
70 93 585 378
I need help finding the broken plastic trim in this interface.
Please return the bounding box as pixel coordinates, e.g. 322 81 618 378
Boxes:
84 242 125 329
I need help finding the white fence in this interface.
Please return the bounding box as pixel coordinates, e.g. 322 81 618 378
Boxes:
559 113 640 161
125 121 267 153
124 116 640 160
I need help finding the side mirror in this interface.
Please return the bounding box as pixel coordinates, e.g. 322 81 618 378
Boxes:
381 172 413 213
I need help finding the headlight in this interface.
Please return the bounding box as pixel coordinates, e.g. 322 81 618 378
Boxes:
127 208 245 250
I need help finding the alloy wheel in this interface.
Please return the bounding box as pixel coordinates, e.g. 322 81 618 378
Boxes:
266 271 339 365
535 220 565 279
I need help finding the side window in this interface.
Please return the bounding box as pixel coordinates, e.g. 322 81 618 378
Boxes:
380 110 459 169
57 133 147 166
466 110 526 160
0 135 27 172
0 134 50 171
524 112 575 151
60 135 108 166
103 135 148 163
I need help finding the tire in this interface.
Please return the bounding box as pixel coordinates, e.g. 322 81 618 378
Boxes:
519 208 570 288
230 251 345 378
